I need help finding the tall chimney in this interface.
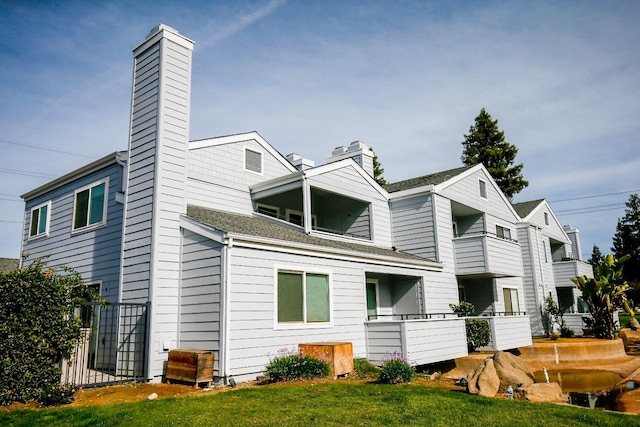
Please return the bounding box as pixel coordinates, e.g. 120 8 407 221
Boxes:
119 24 194 381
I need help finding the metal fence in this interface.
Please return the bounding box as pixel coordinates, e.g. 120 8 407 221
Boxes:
61 302 149 387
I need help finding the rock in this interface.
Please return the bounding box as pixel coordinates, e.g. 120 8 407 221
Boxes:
618 328 640 352
516 382 566 403
466 358 500 397
629 317 640 331
147 392 158 400
492 351 535 392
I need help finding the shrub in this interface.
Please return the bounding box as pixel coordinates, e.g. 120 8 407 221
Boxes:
378 352 414 384
0 259 99 406
466 319 491 352
449 301 475 316
265 349 330 382
353 357 379 378
38 382 78 406
560 323 575 338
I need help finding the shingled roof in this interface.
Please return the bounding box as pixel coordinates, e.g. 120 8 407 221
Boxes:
512 199 545 219
186 205 437 264
384 165 473 193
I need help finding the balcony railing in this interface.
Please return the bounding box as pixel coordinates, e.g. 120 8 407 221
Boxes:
255 207 365 239
453 233 523 277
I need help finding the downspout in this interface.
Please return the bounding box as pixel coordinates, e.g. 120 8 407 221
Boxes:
220 236 233 384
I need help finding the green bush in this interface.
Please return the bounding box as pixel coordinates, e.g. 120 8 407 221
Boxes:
449 301 475 316
265 350 330 382
378 352 414 384
353 357 379 378
0 259 99 406
465 319 491 352
38 382 78 406
559 323 575 338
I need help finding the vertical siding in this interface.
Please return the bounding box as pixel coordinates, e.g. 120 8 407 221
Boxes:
179 229 222 377
22 163 124 302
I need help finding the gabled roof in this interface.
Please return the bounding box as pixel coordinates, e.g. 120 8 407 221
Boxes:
185 205 440 268
385 165 473 193
512 199 545 219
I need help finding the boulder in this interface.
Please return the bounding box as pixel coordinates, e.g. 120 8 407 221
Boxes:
618 328 640 352
516 382 566 403
629 317 640 331
466 358 500 397
492 351 535 392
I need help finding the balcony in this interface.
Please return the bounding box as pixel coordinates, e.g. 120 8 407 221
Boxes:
365 314 468 365
553 258 594 288
477 313 532 350
453 233 523 278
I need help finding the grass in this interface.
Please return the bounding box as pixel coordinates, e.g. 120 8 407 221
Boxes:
0 381 633 426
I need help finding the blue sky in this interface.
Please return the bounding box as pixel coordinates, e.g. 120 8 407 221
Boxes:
1 0 639 259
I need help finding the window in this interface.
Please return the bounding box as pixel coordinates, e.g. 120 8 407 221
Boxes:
277 271 330 324
503 288 520 315
458 285 466 302
542 240 548 263
256 203 280 219
479 179 487 199
29 201 50 238
286 209 317 228
544 212 549 226
73 179 108 231
452 221 458 238
495 225 511 240
245 148 262 174
366 280 379 320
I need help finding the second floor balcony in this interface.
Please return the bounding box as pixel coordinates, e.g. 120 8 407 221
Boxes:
453 232 523 278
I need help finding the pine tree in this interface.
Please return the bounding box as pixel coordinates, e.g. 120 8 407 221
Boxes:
461 108 528 199
612 194 640 289
370 147 386 186
589 244 604 267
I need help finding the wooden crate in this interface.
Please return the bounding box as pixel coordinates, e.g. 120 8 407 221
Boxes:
298 342 353 378
166 349 214 387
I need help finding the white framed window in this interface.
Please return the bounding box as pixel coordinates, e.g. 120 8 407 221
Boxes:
72 178 108 232
285 209 317 228
503 288 520 315
244 148 263 174
479 179 488 200
495 224 512 240
544 212 549 226
452 221 458 238
542 240 548 263
256 203 280 219
458 285 466 302
29 201 51 239
275 268 332 328
366 279 379 320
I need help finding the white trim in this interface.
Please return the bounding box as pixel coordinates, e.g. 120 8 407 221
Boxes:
273 265 334 330
495 223 512 240
71 177 109 234
285 208 317 228
244 147 263 175
304 159 389 199
28 200 51 239
256 203 280 218
365 278 380 319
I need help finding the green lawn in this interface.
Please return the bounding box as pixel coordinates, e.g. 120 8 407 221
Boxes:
0 381 634 426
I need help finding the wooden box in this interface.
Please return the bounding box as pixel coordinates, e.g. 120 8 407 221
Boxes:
166 349 214 387
298 342 353 378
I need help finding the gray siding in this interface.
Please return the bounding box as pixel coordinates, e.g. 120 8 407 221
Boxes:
22 163 123 302
390 194 437 259
308 165 392 247
179 229 222 377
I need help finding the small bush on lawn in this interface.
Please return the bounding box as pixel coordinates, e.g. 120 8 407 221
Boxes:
378 352 414 384
353 358 379 378
465 319 491 352
265 350 330 382
38 382 78 406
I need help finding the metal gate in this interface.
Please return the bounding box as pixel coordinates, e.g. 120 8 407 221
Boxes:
61 302 149 387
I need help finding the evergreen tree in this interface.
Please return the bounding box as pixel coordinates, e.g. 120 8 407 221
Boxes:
370 147 386 186
461 108 528 199
612 194 640 289
589 244 604 267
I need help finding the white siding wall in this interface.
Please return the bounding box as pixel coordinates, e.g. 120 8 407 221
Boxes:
224 246 370 380
179 229 223 377
308 165 392 247
389 194 437 259
486 316 533 350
